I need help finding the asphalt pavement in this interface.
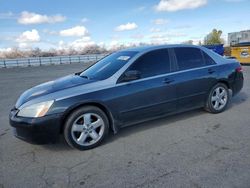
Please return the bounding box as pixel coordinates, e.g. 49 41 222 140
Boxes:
0 63 250 188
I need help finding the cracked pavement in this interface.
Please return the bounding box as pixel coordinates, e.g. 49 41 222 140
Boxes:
0 64 250 188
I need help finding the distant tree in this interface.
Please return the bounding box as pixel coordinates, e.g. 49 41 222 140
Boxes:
4 47 24 59
182 40 193 45
139 42 147 46
68 47 78 55
204 29 224 45
57 49 67 56
79 45 109 55
31 47 42 57
40 48 57 57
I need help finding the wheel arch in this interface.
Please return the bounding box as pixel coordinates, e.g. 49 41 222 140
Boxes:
60 102 117 134
217 79 234 96
217 79 231 90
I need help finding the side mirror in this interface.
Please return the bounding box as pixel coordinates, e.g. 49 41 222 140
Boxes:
122 70 141 82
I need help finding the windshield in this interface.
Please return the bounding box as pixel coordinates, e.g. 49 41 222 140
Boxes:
80 51 138 80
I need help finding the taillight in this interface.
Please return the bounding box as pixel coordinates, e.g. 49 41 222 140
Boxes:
236 66 243 73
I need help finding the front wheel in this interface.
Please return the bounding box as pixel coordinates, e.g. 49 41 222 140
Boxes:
205 83 229 113
64 106 109 150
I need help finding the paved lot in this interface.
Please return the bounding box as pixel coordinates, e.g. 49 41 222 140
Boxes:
0 64 250 188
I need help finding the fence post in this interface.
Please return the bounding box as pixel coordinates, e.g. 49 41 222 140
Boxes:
39 57 41 66
69 56 71 64
3 59 6 68
60 57 62 64
78 56 80 63
28 59 31 66
16 59 19 66
50 58 52 64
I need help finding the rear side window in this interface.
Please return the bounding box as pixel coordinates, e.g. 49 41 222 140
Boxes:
128 49 171 78
174 47 205 70
202 51 216 65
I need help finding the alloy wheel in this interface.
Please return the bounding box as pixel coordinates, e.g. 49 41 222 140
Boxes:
211 86 228 111
71 113 105 146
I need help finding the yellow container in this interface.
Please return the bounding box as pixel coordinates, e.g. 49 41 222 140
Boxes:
231 46 250 64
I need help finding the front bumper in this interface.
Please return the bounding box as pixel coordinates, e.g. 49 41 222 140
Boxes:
9 108 62 144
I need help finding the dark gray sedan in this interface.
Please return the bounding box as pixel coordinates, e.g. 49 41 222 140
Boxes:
10 45 244 150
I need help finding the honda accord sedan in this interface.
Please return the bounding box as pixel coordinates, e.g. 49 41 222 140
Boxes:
9 45 244 150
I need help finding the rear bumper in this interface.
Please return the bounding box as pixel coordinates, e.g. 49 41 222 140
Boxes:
232 72 244 96
9 108 62 144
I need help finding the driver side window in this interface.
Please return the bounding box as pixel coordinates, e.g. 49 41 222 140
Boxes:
128 49 171 79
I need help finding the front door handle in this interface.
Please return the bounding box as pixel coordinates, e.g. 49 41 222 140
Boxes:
163 78 175 84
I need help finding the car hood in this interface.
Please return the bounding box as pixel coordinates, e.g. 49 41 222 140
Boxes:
15 74 94 108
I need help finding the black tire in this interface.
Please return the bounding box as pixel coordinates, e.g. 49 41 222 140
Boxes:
64 106 109 150
205 83 229 114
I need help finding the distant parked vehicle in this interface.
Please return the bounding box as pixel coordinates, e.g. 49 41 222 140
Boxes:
231 43 250 64
203 44 224 56
10 45 244 150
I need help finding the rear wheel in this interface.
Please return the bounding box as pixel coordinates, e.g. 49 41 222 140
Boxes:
205 83 229 113
64 106 109 150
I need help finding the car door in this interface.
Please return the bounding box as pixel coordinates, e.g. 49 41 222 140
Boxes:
172 47 218 111
113 49 178 125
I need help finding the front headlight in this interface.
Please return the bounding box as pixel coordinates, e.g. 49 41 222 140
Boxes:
17 100 54 118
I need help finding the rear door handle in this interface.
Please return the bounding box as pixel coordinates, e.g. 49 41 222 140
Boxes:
163 78 175 84
208 69 215 74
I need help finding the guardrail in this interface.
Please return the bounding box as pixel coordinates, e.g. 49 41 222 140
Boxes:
0 54 107 68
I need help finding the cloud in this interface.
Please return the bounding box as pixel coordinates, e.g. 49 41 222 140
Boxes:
115 22 138 32
60 26 89 37
18 42 30 49
155 0 207 12
16 29 40 49
18 11 66 25
42 29 57 35
149 30 187 39
150 34 170 44
152 18 169 25
146 29 189 44
81 18 89 23
58 40 67 50
98 42 105 48
150 28 162 33
16 29 40 43
0 47 12 52
57 36 95 50
107 40 119 50
150 34 167 39
69 37 95 49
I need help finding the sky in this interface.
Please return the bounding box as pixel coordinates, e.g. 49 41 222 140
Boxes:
0 0 249 51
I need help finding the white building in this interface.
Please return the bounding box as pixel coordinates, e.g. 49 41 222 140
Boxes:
228 30 250 46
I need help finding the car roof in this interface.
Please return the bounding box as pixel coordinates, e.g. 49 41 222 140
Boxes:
120 44 228 65
121 44 202 52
